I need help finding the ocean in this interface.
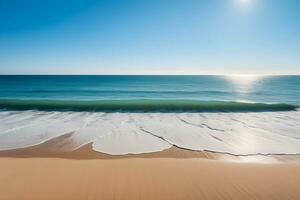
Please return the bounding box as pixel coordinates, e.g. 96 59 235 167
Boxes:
0 75 299 111
0 75 299 155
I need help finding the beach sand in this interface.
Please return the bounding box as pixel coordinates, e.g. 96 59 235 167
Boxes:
0 135 300 200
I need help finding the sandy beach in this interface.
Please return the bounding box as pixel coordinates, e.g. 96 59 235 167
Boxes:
0 137 300 200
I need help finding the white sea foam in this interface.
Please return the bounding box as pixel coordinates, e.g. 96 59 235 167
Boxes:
0 110 299 155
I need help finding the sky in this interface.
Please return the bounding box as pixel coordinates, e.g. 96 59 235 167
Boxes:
0 0 299 75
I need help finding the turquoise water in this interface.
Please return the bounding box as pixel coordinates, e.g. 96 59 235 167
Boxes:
0 75 299 111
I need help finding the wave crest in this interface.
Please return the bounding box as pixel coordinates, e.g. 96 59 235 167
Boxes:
0 99 296 112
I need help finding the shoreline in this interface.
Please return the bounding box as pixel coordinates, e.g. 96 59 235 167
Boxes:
1 132 300 163
1 110 300 155
1 143 300 163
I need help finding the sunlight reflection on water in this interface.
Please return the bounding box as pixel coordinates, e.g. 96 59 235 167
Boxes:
225 75 265 93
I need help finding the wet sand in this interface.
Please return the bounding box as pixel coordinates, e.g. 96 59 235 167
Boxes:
0 137 300 200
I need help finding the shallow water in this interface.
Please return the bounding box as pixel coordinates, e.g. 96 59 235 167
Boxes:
0 110 299 155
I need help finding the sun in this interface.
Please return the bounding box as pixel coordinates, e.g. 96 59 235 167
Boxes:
239 0 251 4
235 0 255 8
234 0 257 12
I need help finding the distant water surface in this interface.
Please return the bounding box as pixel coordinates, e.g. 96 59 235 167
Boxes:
0 75 299 111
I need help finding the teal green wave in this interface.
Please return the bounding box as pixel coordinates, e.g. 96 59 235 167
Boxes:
0 99 297 112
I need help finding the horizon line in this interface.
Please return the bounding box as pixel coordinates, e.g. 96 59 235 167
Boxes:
0 73 299 76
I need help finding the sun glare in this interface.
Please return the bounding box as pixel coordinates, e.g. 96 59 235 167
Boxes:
237 0 252 5
225 74 264 92
238 0 251 4
235 0 256 9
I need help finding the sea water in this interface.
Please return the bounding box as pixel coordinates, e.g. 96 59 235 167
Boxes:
0 75 299 155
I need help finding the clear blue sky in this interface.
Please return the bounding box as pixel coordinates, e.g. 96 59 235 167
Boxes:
0 0 299 74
